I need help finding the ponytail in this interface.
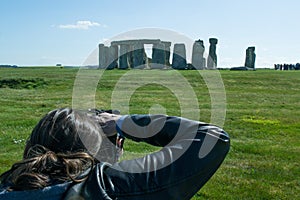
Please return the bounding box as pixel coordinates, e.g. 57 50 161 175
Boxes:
0 145 94 191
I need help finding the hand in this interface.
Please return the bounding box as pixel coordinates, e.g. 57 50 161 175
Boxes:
97 112 122 136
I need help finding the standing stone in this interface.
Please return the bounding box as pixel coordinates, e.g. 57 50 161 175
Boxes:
127 45 134 68
192 39 205 69
202 58 206 69
99 44 109 69
106 45 118 70
207 38 218 69
172 43 187 70
151 42 166 69
104 46 109 67
132 42 147 69
244 46 256 69
162 41 171 66
119 44 129 69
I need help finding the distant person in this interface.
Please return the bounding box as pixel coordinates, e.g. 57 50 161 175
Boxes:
0 108 230 199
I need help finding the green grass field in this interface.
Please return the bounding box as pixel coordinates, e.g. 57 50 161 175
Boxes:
0 67 299 199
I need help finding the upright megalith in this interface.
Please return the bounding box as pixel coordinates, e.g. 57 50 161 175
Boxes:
162 41 171 66
119 44 130 69
244 46 256 69
107 45 118 69
151 42 166 69
172 43 187 70
192 39 205 69
98 44 109 69
132 42 147 69
127 45 134 68
207 38 218 69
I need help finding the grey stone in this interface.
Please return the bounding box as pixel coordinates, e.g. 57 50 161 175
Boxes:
244 46 256 69
132 42 147 69
192 40 205 69
119 44 130 69
111 39 161 46
207 38 218 69
172 43 187 70
161 41 171 66
151 42 166 69
127 45 134 68
107 45 118 69
108 39 172 69
230 66 249 71
98 44 109 69
202 58 206 69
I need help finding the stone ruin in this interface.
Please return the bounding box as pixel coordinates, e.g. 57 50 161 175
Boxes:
191 39 206 70
207 38 218 69
172 43 187 70
230 46 257 71
98 38 218 70
244 46 256 69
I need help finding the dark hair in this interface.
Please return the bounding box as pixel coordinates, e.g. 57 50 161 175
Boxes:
0 108 103 191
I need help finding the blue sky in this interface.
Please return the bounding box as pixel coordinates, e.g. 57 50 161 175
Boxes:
1 0 299 67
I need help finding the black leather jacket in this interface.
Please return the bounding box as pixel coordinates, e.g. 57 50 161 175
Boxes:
64 114 230 200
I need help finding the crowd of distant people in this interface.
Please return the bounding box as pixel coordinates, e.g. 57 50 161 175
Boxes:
274 63 300 70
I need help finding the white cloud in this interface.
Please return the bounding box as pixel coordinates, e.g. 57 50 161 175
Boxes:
58 20 106 30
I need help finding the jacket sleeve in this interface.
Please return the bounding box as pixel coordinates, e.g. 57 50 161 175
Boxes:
79 115 230 200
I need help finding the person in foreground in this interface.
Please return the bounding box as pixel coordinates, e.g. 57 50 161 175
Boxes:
0 108 230 200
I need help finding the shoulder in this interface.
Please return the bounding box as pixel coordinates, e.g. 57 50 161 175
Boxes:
0 182 71 200
64 162 113 199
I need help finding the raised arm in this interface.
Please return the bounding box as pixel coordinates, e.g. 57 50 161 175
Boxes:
109 115 229 199
70 114 230 200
